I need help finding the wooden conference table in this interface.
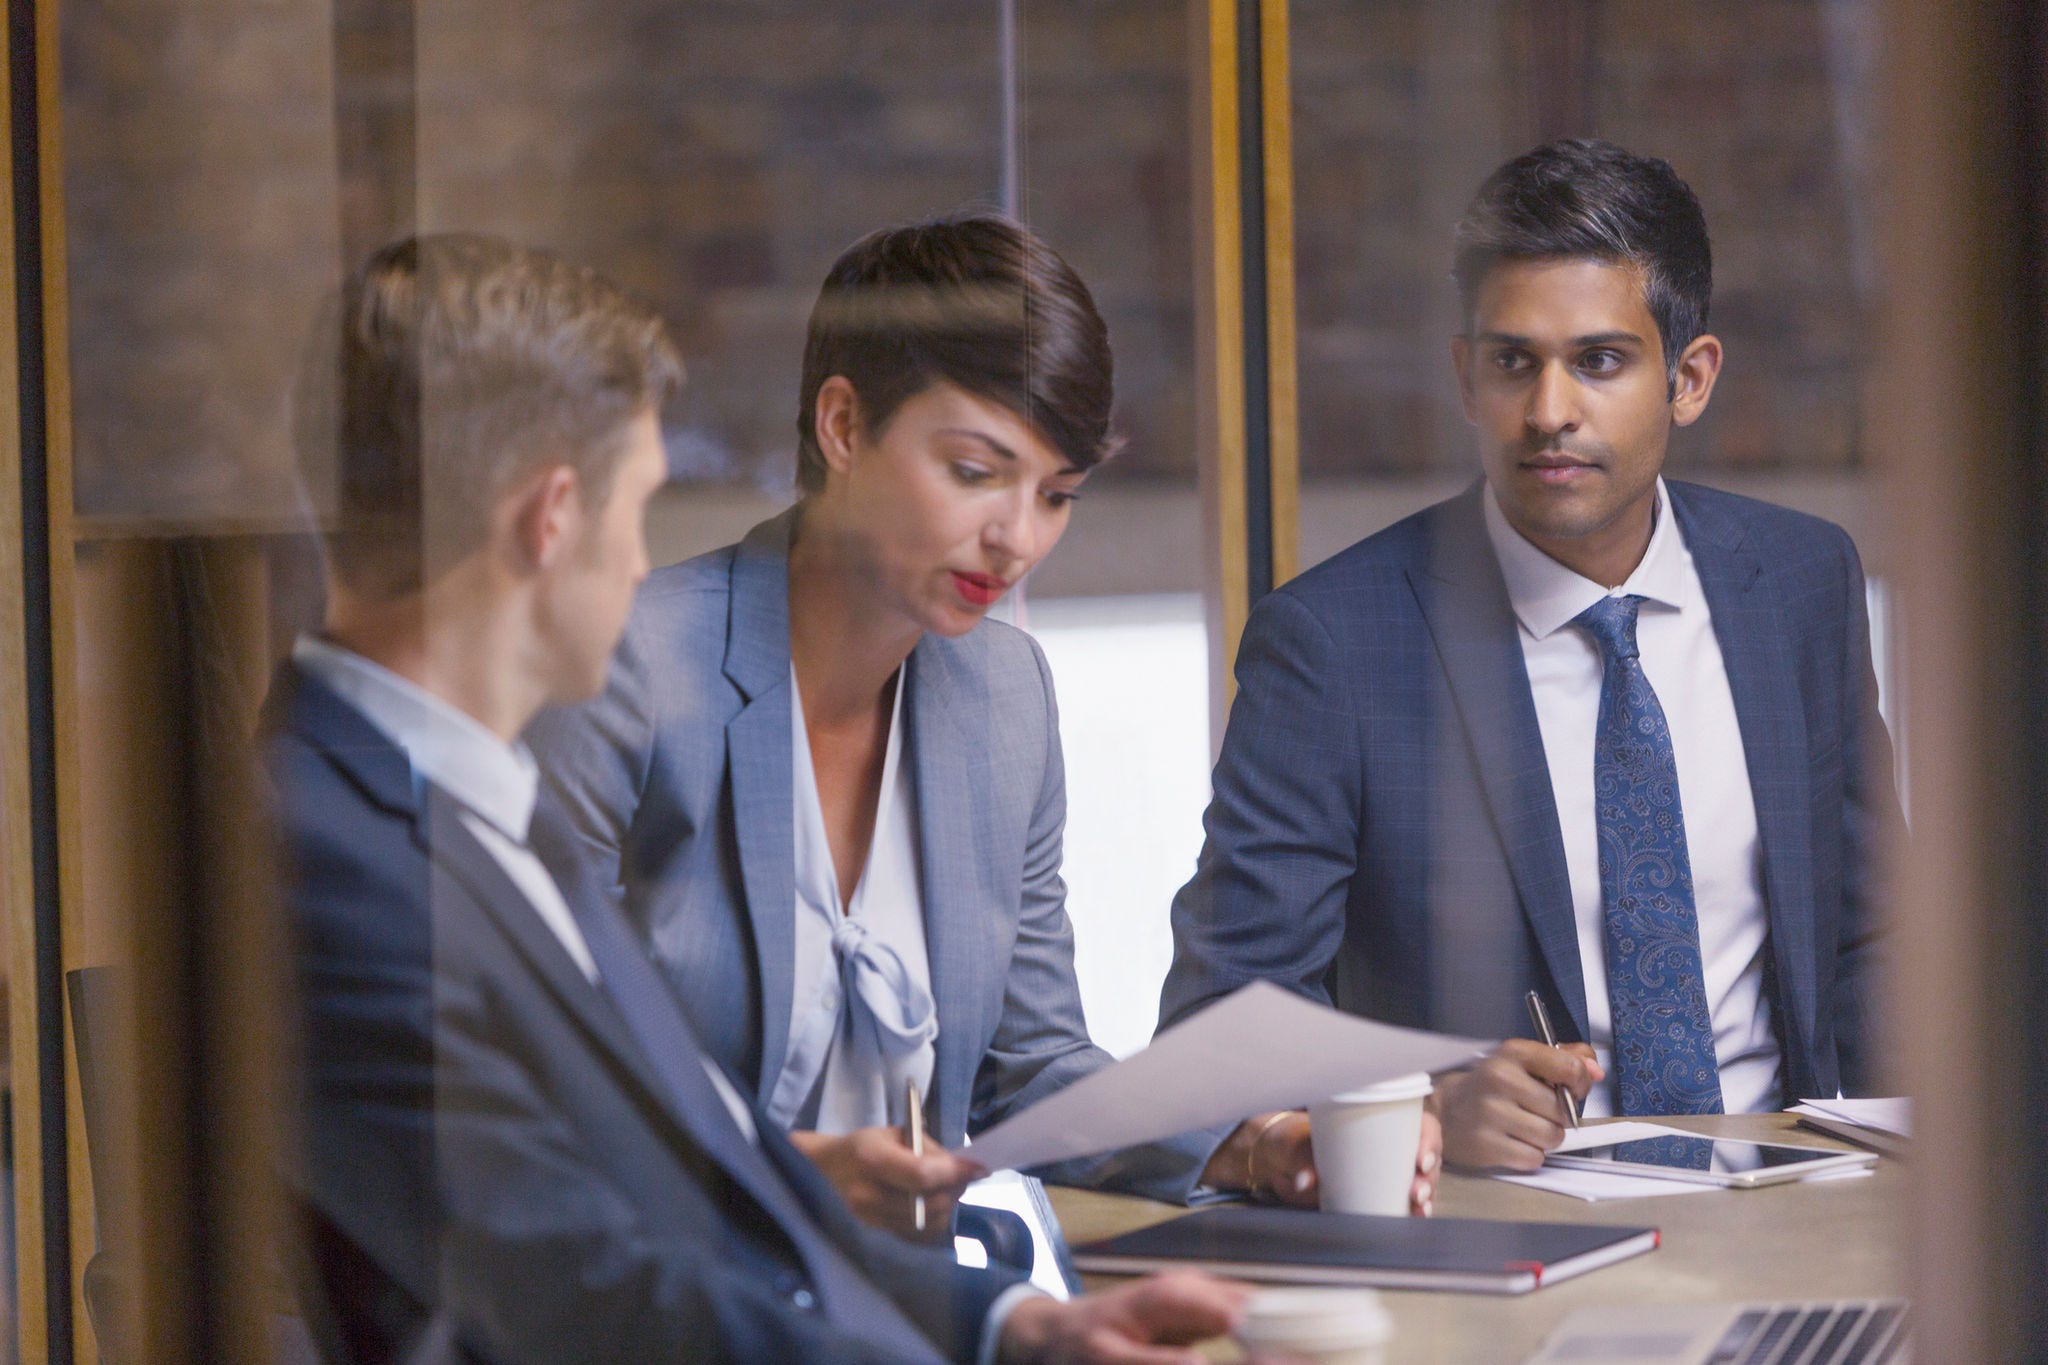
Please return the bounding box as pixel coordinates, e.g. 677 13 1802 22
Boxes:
1047 1114 1907 1363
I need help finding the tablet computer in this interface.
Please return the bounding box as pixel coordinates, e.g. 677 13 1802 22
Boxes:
1544 1135 1877 1188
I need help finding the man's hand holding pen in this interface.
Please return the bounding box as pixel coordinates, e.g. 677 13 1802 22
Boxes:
1430 1039 1604 1172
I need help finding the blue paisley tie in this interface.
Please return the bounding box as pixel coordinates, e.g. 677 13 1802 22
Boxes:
1576 594 1723 1162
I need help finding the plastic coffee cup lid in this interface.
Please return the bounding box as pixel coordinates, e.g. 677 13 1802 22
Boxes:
1237 1287 1393 1350
1321 1071 1434 1105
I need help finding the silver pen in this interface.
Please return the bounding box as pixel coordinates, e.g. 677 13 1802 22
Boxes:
1524 989 1582 1129
907 1080 927 1233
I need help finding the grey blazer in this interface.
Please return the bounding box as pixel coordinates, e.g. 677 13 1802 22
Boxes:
527 510 1215 1201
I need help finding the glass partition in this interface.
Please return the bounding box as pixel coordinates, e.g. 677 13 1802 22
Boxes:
34 0 2039 1361
50 1 1217 1356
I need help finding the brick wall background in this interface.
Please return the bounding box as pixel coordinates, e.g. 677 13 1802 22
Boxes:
1293 0 1881 478
61 0 1877 522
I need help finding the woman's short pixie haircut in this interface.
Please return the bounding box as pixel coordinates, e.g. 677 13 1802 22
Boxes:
295 233 683 600
1452 137 1712 385
794 212 1118 493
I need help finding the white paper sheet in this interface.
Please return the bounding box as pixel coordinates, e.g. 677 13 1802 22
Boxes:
963 981 1492 1173
1551 1121 1693 1153
1497 1162 1874 1202
1497 1122 1878 1202
1491 1122 1718 1201
1494 1166 1712 1201
1792 1097 1911 1138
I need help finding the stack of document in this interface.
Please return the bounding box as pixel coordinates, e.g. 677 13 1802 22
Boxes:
1495 1122 1878 1202
1790 1097 1911 1156
1496 1123 1729 1202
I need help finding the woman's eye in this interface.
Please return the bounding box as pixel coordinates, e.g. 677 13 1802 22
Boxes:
951 462 993 485
1044 489 1079 509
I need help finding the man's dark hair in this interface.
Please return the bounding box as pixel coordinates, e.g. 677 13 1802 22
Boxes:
295 233 683 600
1452 138 1712 381
794 212 1117 492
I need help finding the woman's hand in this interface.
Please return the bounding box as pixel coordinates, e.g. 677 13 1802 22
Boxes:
1411 1106 1443 1215
786 1126 985 1241
1203 1107 1443 1215
1201 1111 1318 1207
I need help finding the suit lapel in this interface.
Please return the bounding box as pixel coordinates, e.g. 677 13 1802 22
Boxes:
279 668 707 1152
1408 488 1590 1039
905 641 994 1145
419 787 861 1271
419 792 695 1132
723 513 802 1106
269 662 420 827
1668 484 1818 1078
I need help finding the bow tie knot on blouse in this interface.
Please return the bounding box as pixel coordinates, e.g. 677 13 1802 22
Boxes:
768 909 940 1131
831 916 939 1066
773 664 941 1133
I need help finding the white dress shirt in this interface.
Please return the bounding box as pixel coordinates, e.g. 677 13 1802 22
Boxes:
290 636 760 1141
1481 481 1783 1116
772 666 939 1133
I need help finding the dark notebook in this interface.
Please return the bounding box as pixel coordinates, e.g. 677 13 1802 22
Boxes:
1072 1208 1659 1295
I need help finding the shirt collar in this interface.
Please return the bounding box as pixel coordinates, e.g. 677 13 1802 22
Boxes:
292 635 539 843
1481 476 1690 640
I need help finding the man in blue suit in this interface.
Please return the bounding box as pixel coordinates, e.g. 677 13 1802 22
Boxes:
1161 139 1901 1173
271 233 1248 1362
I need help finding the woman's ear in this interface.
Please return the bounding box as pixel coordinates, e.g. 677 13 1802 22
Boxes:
813 375 864 477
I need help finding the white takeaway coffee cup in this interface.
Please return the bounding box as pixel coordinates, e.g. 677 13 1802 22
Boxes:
1308 1072 1434 1216
1235 1287 1393 1365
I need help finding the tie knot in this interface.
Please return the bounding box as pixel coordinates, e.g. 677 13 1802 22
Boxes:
1574 593 1644 663
830 915 872 957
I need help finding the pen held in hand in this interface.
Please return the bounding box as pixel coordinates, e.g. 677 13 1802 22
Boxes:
907 1080 927 1233
1524 989 1582 1129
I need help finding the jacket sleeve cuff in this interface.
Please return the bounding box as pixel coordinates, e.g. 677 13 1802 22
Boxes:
977 1283 1047 1365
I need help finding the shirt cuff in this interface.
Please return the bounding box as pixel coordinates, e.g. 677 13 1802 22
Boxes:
977 1283 1047 1365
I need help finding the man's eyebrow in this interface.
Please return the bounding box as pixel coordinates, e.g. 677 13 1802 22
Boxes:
937 428 1085 476
1473 329 1646 348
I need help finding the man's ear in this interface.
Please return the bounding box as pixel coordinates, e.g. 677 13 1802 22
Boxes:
1670 333 1724 428
1450 335 1478 422
508 464 582 570
812 375 864 478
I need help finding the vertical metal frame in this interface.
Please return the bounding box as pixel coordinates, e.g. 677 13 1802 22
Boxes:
2 0 78 1353
1879 0 2048 1358
1193 0 1300 732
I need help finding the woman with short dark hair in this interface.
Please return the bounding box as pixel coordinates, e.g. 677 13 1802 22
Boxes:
527 213 1437 1237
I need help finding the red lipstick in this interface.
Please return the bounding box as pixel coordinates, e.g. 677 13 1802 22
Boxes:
951 571 1007 607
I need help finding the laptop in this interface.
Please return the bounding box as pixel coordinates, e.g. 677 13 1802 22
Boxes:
1523 1299 1909 1364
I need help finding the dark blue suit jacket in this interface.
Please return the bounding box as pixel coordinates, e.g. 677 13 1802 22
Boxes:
1160 481 1900 1104
265 661 1021 1363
